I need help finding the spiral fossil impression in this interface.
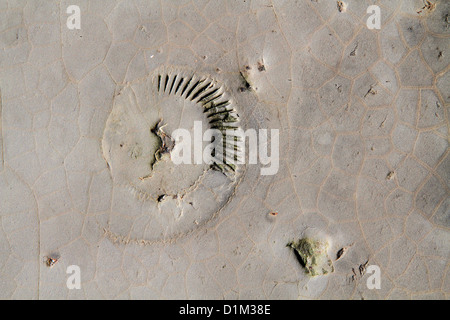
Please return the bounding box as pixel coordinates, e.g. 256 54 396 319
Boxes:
101 67 243 242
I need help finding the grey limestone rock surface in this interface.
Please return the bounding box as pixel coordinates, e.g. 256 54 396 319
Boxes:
0 0 448 300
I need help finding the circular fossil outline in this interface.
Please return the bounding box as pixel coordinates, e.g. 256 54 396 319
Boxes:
101 66 248 245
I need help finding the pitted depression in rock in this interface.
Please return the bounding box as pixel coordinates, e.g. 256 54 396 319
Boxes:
101 67 242 243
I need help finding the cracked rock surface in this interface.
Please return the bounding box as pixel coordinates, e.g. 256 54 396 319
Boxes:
0 0 448 299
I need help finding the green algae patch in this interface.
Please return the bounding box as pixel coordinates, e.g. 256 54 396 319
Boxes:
288 238 334 276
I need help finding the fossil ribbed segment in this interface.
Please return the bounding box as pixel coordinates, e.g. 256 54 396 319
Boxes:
155 69 241 174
